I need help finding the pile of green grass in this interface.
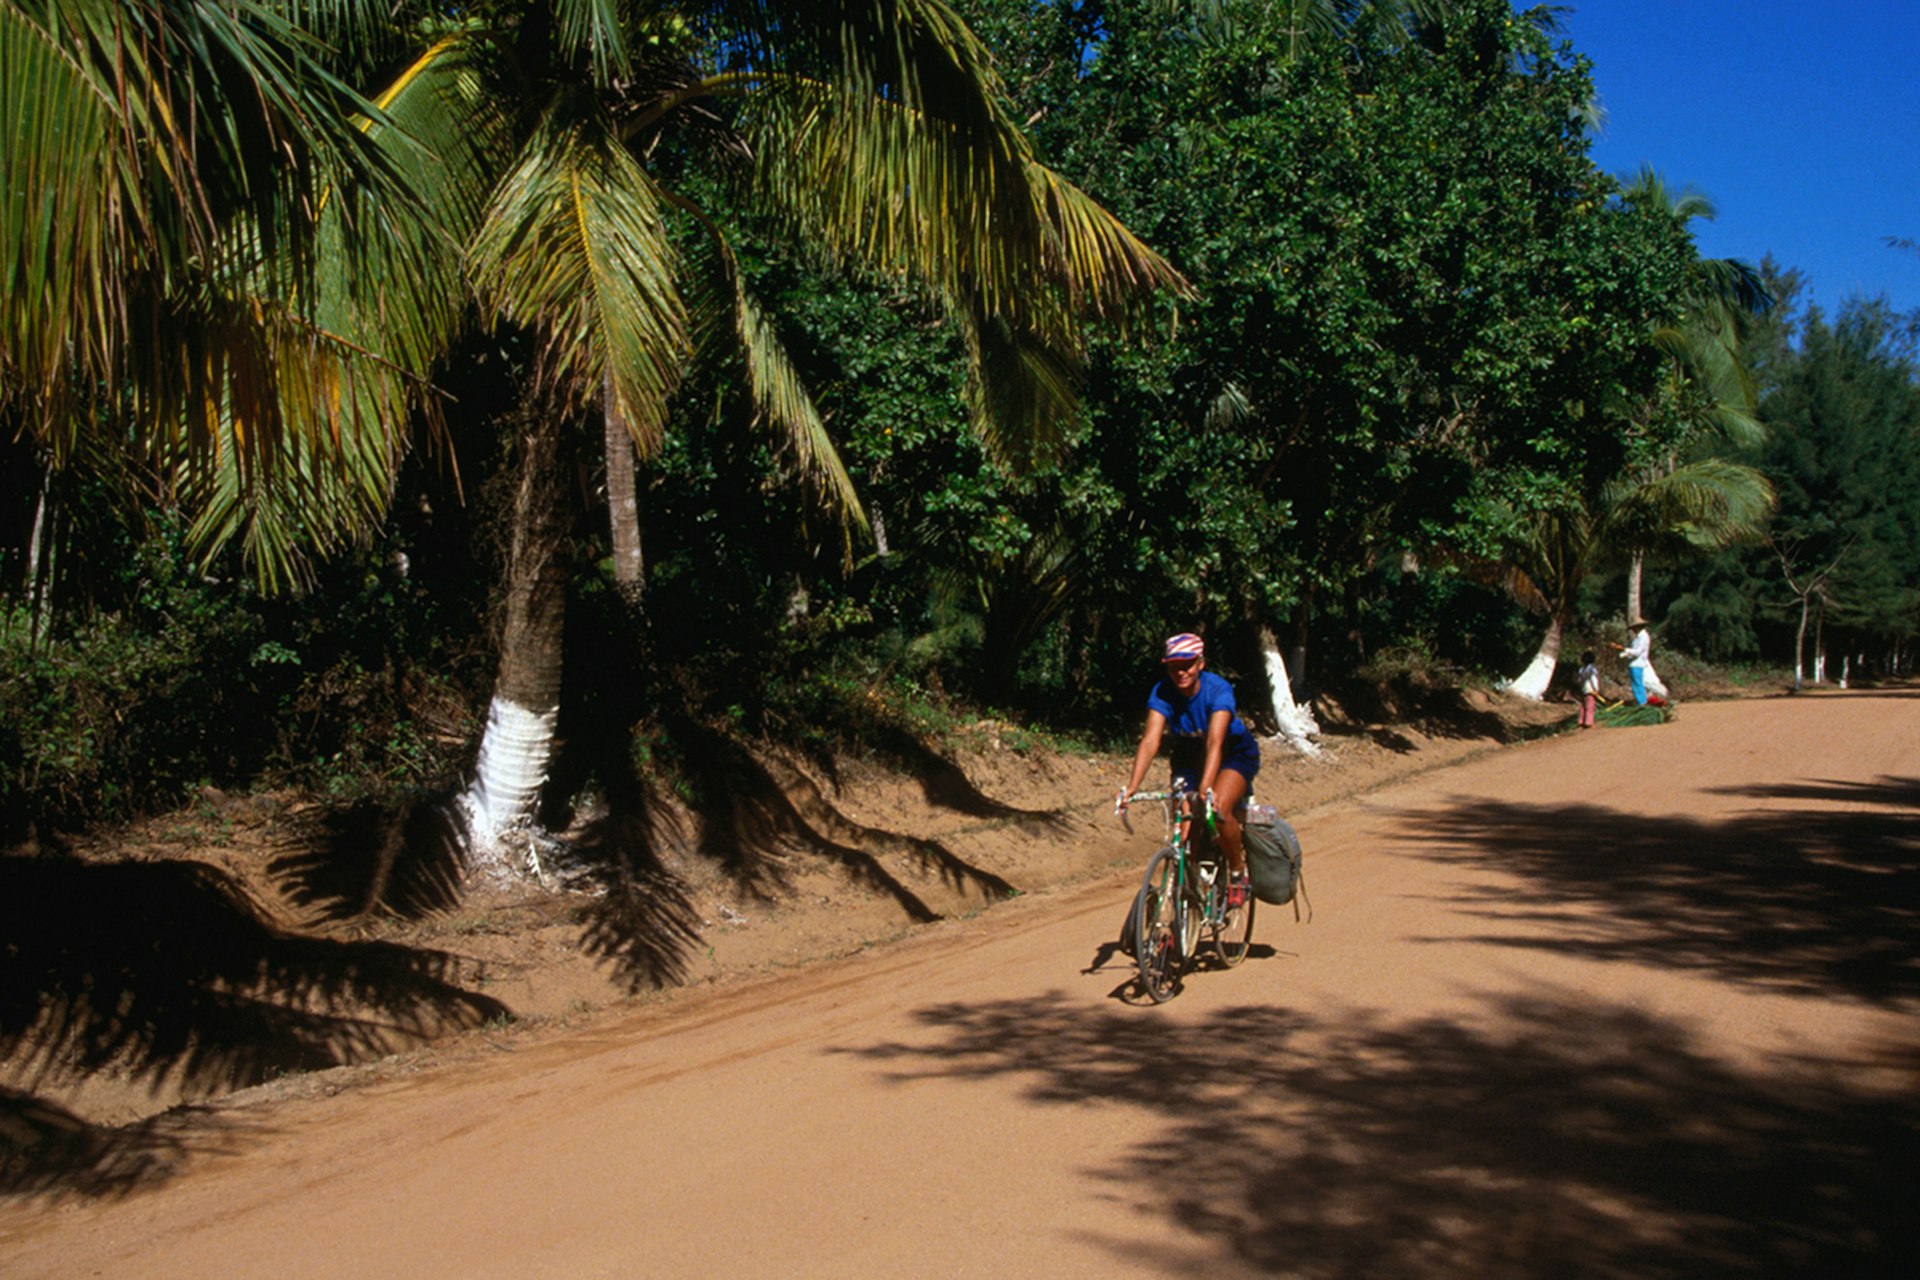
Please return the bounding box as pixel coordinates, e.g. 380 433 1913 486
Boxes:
1595 700 1674 727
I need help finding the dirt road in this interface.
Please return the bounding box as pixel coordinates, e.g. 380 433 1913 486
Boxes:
4 693 1917 1278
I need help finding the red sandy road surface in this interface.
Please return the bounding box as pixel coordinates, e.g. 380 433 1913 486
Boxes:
5 694 1918 1278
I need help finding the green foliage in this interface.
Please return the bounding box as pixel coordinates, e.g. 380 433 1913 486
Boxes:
1762 298 1920 640
1659 275 1920 669
1595 701 1671 728
0 533 269 834
0 512 483 839
15 0 1920 848
942 0 1705 682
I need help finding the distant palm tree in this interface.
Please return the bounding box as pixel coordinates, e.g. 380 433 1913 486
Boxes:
1616 169 1772 624
1500 457 1774 700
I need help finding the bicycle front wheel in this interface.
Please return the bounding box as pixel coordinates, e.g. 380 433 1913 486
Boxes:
1134 848 1184 1003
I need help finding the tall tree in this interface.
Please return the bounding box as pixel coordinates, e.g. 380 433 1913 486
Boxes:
5 0 1183 873
333 0 1187 873
1754 296 1920 679
1610 170 1771 626
953 0 1707 719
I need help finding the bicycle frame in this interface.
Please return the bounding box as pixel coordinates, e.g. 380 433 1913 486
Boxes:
1123 785 1215 873
1121 782 1261 1002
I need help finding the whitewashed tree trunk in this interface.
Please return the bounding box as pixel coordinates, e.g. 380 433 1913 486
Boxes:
463 697 560 859
1506 613 1564 701
1258 628 1320 756
459 411 570 881
1641 657 1670 699
1792 593 1810 690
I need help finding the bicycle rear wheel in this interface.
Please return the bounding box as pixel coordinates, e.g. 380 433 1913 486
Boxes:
1134 848 1184 1002
1211 887 1256 968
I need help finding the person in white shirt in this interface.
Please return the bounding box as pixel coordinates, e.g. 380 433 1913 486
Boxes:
1613 620 1652 706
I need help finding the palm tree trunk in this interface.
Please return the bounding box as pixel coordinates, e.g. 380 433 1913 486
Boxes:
1626 555 1644 626
1257 625 1321 756
26 458 54 651
604 378 644 613
1506 611 1566 701
461 409 571 877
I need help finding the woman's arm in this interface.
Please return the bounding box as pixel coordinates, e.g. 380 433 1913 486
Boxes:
1198 708 1231 798
1122 710 1169 797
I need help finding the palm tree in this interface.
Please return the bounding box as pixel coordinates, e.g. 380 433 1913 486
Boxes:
7 0 1182 876
1492 172 1775 702
1 0 438 530
1500 458 1774 700
1615 170 1772 624
334 0 1186 874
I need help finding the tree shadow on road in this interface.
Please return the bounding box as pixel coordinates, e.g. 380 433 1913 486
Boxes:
843 992 1920 1278
843 776 1920 1276
0 855 507 1200
0 1087 267 1203
1400 777 1920 1003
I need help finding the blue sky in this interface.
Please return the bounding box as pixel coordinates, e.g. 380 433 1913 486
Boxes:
1556 2 1920 319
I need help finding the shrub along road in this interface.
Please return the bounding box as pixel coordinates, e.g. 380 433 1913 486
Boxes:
3 692 1917 1277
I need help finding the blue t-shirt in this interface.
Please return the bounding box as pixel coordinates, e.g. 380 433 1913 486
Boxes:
1147 670 1255 774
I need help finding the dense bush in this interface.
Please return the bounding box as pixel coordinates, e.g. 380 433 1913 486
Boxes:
0 521 484 842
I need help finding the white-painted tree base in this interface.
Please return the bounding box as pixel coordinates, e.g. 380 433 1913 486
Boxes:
1642 660 1670 700
1262 644 1322 757
459 694 559 880
1505 615 1564 701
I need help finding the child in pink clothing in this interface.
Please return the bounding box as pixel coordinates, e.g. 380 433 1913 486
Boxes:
1576 651 1600 728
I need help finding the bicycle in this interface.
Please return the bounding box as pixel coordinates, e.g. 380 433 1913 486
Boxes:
1118 785 1256 1002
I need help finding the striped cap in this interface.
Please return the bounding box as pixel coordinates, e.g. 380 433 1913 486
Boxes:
1162 633 1204 662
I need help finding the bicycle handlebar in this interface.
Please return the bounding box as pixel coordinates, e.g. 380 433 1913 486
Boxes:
1116 786 1216 825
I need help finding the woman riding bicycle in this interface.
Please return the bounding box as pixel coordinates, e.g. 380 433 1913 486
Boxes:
1117 632 1261 909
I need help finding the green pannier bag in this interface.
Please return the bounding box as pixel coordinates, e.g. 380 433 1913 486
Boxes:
1243 814 1303 907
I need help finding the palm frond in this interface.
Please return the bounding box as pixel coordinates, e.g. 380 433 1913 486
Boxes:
746 75 1181 329
959 306 1083 470
725 0 1185 320
672 206 868 530
732 287 867 531
150 287 416 590
1602 457 1775 556
550 0 630 84
324 31 511 372
469 109 689 446
4 0 434 460
1693 255 1771 317
0 1 121 421
1204 382 1254 433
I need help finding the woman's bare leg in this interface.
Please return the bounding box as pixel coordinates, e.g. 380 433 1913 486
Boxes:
1211 767 1252 876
